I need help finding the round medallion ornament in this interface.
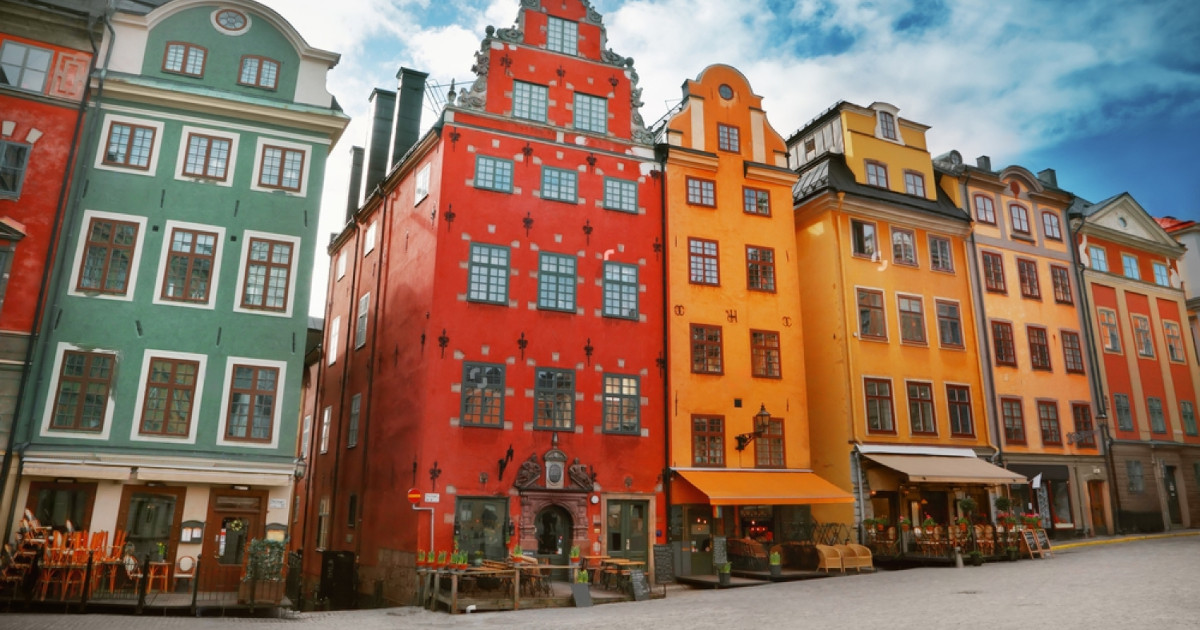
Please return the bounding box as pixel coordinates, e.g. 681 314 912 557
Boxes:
216 9 247 32
718 84 734 100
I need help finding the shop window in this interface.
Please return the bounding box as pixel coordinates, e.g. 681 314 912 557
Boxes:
455 497 509 560
124 491 178 562
1049 480 1072 527
1127 460 1144 493
26 481 96 531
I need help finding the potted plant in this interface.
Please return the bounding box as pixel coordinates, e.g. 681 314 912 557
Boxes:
921 516 937 529
435 550 447 568
156 541 168 562
966 550 984 567
717 562 732 586
899 517 912 531
569 545 581 567
1005 545 1020 562
512 544 523 559
416 549 426 568
768 551 782 577
993 496 1013 514
238 538 287 606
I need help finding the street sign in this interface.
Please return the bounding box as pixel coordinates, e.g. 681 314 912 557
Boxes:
424 492 441 503
407 488 421 504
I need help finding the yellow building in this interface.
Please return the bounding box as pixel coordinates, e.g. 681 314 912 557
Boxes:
935 154 1111 537
789 102 1022 549
661 66 850 576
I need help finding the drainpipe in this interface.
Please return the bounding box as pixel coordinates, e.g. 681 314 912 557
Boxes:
0 2 113 544
656 146 671 548
827 190 863 534
967 230 1004 467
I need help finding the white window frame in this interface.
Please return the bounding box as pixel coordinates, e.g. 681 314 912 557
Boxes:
231 229 301 318
355 293 370 349
415 163 430 204
173 125 239 186
336 251 346 280
39 342 119 441
300 413 312 458
129 349 208 444
364 221 377 256
1088 245 1108 272
1121 254 1140 280
94 114 166 176
249 136 312 197
1 40 53 93
319 406 331 453
328 316 340 365
67 209 149 302
151 220 226 310
215 355 288 449
1153 262 1170 287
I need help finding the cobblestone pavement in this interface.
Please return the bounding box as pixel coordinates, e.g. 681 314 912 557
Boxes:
3 535 1198 630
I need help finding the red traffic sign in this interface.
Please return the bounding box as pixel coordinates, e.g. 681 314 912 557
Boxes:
407 488 422 504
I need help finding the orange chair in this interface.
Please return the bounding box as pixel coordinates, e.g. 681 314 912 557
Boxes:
61 547 92 599
37 548 68 600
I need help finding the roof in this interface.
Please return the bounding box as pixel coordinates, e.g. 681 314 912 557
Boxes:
1157 216 1197 233
794 152 971 223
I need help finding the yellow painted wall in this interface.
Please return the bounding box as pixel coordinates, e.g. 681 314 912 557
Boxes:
841 107 937 204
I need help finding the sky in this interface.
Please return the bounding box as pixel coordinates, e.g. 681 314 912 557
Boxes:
251 0 1200 316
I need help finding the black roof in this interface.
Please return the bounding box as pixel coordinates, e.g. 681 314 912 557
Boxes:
794 152 970 223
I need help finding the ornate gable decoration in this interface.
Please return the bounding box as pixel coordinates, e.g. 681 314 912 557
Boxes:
1086 194 1185 257
512 434 595 492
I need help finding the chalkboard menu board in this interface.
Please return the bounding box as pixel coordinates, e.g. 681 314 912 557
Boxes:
652 544 674 584
629 568 650 601
712 536 727 566
1034 528 1052 557
570 582 593 607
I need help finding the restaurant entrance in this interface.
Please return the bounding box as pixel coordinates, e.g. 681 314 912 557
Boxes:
199 490 266 592
606 499 648 564
535 505 571 567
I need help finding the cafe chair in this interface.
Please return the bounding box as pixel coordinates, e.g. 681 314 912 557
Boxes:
173 555 196 592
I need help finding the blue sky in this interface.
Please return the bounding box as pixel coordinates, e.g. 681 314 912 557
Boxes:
256 0 1200 313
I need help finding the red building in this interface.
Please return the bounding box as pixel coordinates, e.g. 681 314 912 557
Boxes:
0 1 99 524
302 0 664 605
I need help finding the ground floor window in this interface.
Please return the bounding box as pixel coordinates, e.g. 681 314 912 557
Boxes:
26 481 96 531
455 497 507 561
124 492 177 561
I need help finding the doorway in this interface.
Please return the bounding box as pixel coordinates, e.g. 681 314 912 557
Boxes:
534 505 572 566
1087 480 1108 535
116 485 186 568
199 489 266 592
1164 465 1182 525
607 500 649 564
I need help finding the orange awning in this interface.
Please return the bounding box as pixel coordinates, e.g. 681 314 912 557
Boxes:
863 454 1026 485
676 470 853 505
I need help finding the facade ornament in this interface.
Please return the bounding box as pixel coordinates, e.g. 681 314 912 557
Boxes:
495 26 524 43
568 458 593 490
520 0 539 7
514 453 541 488
600 48 626 66
581 0 603 25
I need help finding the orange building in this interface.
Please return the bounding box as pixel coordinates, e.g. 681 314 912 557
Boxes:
1072 195 1200 531
660 66 849 576
935 154 1110 537
789 102 1022 548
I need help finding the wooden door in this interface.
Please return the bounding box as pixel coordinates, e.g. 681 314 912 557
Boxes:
1087 480 1108 535
199 490 266 592
1164 466 1182 525
607 500 649 564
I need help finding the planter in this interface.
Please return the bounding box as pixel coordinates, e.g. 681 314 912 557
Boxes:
968 555 984 567
769 564 782 577
718 572 731 586
238 580 285 606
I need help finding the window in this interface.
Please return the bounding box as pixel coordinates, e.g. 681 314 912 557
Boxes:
907 381 935 434
602 374 639 434
0 41 52 92
364 222 377 255
878 111 897 140
898 295 926 344
750 330 781 378
1127 460 1144 493
755 418 784 468
1051 265 1073 304
316 497 329 548
688 238 719 285
533 368 574 430
973 195 996 224
78 217 138 295
891 228 916 266
27 481 96 531
347 393 361 447
163 42 205 77
546 16 578 55
947 385 973 436
1028 326 1052 371
355 293 369 348
857 288 886 340
161 227 216 303
604 177 637 212
475 155 514 192
1114 393 1133 431
300 414 312 458
1122 254 1140 280
336 252 346 280
686 177 715 206
240 237 293 312
743 187 770 216
717 123 740 152
181 133 231 180
865 160 888 188
461 363 504 427
238 55 279 89
929 236 953 272
1088 245 1108 272
746 246 775 292
992 321 1017 366
981 251 1006 293
50 350 114 432
1072 404 1096 447
692 416 724 467
936 300 963 348
537 252 576 312
602 262 638 319
1010 204 1031 235
258 145 304 191
319 407 330 453
851 220 877 259
541 166 577 202
1182 401 1198 436
103 122 155 169
690 324 723 374
903 170 925 197
1148 397 1166 433
1062 331 1085 373
1001 398 1025 443
1017 259 1040 299
1042 212 1062 240
1153 262 1170 287
512 81 548 122
1038 401 1062 445
1132 315 1154 358
1165 321 1186 362
415 163 430 203
0 140 31 197
467 243 509 304
573 93 607 133
347 495 357 528
225 364 278 442
1098 308 1121 353
327 317 339 366
864 378 895 433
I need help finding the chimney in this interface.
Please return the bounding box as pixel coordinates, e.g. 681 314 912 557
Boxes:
975 155 991 171
360 88 397 202
345 146 364 223
1037 168 1058 188
389 67 429 169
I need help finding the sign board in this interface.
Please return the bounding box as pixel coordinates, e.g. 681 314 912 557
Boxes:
652 544 674 585
712 536 727 566
570 582 593 607
629 568 650 601
407 488 421 504
1020 530 1039 559
269 498 287 509
424 492 441 504
1034 528 1052 557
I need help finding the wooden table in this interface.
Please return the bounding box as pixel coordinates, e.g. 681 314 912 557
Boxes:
581 555 609 583
599 558 645 591
425 567 522 614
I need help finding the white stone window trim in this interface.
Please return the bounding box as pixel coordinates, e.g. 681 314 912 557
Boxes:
93 113 166 176
210 8 251 36
173 125 240 187
66 209 149 303
249 136 312 198
38 342 119 441
215 355 288 450
871 103 905 146
151 219 226 310
231 229 302 318
128 348 208 444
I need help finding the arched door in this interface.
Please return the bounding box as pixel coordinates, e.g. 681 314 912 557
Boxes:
534 505 572 570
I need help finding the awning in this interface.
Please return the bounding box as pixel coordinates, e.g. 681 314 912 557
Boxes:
22 462 130 481
676 470 854 505
1006 464 1069 482
863 454 1027 485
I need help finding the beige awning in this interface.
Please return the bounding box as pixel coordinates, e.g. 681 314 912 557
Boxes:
22 462 130 480
137 468 291 487
863 454 1026 485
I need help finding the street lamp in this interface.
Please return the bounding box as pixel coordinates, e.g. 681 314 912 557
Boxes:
735 404 771 451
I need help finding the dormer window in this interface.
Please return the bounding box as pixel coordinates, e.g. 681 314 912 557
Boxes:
163 42 206 77
717 124 740 152
879 111 897 140
547 17 578 56
239 55 279 90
